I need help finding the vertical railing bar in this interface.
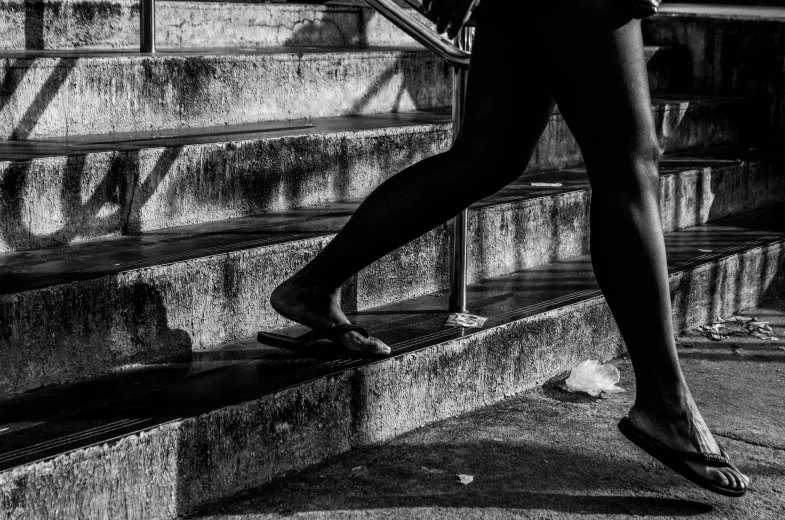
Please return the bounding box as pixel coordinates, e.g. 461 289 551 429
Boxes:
141 0 156 53
448 26 472 313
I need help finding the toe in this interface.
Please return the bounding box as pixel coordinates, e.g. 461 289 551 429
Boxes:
731 468 749 490
710 467 731 487
367 336 391 356
342 332 391 356
719 468 739 489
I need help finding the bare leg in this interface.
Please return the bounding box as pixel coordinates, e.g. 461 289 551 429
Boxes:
271 16 556 354
548 18 748 491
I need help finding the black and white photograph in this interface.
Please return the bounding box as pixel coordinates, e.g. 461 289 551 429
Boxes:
0 0 783 518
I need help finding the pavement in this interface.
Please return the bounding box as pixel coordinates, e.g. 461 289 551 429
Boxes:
190 297 785 520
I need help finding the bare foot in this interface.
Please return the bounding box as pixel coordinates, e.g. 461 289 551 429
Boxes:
628 396 750 492
269 278 391 356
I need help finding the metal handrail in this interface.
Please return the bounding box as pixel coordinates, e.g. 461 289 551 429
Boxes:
364 0 471 70
141 0 155 53
364 0 473 312
138 0 473 312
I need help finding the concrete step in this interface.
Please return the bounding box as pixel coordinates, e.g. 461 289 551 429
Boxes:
0 0 426 51
0 94 754 252
645 4 785 132
0 46 452 140
1 145 782 398
0 45 684 141
197 302 785 518
1 203 784 519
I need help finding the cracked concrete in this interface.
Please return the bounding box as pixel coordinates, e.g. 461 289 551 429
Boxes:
192 297 785 520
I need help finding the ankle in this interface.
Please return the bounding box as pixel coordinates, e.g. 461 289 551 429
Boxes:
283 273 341 297
634 384 694 418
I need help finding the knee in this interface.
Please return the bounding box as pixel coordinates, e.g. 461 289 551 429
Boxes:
591 135 661 201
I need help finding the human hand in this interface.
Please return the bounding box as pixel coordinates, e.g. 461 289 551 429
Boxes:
628 0 661 19
421 0 480 39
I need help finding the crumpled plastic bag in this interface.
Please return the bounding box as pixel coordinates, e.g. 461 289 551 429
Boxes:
564 359 625 397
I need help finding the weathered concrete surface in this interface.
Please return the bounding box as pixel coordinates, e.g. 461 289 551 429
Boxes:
0 121 453 252
0 0 424 50
2 155 784 397
644 6 785 132
1 243 783 520
0 96 753 252
0 49 451 140
193 300 785 519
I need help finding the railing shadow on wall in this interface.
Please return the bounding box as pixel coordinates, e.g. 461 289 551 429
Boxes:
0 1 451 254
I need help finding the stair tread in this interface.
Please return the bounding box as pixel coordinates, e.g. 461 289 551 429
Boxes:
0 45 430 60
661 3 785 20
1 145 779 295
1 201 783 472
0 93 746 162
0 109 451 162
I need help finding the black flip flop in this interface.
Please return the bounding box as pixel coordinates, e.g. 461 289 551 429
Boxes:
618 417 747 497
257 324 388 358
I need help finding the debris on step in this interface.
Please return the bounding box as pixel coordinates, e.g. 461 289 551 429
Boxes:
446 313 488 329
732 345 744 356
563 360 625 397
457 474 474 485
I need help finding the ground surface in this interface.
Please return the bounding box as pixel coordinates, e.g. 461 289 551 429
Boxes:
191 297 785 519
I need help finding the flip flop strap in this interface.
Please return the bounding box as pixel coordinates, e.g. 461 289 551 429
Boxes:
297 324 370 342
673 450 730 466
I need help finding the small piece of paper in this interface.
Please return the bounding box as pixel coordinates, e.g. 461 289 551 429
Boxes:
446 313 488 329
457 474 474 485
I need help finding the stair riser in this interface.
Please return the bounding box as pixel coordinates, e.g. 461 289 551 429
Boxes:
644 13 785 131
2 240 782 520
1 157 782 397
0 97 749 253
0 51 451 140
356 157 785 309
0 1 425 51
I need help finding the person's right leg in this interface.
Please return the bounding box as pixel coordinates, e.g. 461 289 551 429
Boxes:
270 6 556 354
547 14 748 492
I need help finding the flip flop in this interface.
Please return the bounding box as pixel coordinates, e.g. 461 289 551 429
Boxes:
618 417 747 497
257 323 388 358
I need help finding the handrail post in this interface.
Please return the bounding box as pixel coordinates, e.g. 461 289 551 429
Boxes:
448 27 472 313
141 0 156 53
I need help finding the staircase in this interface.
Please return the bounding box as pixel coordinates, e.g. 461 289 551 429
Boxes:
0 2 784 518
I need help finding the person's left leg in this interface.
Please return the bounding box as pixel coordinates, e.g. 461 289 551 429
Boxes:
269 8 556 355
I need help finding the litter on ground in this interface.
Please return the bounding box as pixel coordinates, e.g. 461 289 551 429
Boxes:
563 359 625 397
457 474 474 485
695 315 779 342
